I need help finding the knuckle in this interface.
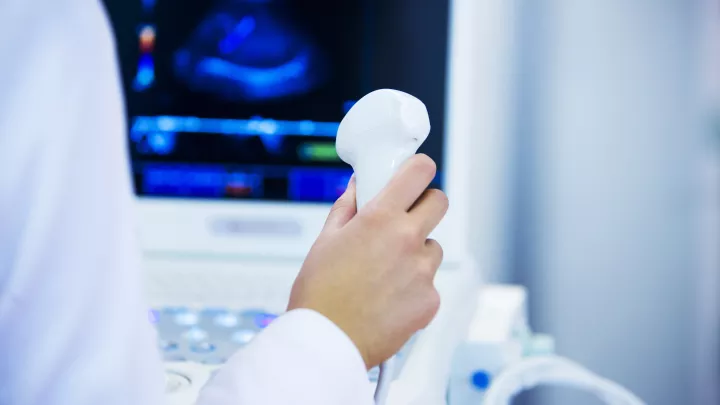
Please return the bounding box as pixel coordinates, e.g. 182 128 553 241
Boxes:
418 253 442 281
374 205 395 220
420 256 438 275
398 223 423 245
429 239 444 262
423 288 441 320
413 154 437 178
361 204 394 227
431 189 449 211
330 196 351 213
415 189 448 216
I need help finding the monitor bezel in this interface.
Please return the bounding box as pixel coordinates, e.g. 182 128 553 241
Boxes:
136 0 474 265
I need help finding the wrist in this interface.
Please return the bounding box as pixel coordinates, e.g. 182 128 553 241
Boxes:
288 304 373 369
326 316 373 370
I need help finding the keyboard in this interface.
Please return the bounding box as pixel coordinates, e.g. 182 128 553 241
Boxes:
152 306 419 386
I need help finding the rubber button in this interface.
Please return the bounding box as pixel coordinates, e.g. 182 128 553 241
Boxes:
175 312 199 326
159 340 179 352
190 341 216 353
214 313 238 328
183 328 208 342
232 329 256 345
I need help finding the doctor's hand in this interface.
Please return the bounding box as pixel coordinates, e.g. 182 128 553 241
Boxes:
288 154 447 369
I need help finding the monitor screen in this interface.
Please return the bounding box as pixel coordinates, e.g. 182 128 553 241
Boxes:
105 0 449 203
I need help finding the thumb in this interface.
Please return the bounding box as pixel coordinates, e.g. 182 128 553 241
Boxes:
323 175 357 231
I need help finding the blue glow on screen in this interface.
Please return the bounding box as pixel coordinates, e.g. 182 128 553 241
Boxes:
289 168 352 201
133 55 155 91
141 0 157 12
343 100 357 114
143 165 226 197
219 16 257 55
139 164 353 202
131 116 339 138
131 117 339 156
172 6 328 102
147 132 176 155
194 50 311 100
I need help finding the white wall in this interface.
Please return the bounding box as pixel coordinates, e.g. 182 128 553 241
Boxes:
694 2 720 404
513 1 705 404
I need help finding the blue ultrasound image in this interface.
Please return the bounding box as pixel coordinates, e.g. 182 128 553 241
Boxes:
103 0 450 202
173 1 329 102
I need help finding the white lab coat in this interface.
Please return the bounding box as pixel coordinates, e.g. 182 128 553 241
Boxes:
0 1 374 404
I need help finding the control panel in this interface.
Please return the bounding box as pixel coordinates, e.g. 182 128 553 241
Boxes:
153 306 420 402
152 307 278 365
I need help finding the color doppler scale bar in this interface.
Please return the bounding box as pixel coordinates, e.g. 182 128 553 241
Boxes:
134 25 157 91
134 0 157 91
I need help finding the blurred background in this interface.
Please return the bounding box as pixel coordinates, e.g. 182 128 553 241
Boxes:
101 0 720 404
503 1 719 404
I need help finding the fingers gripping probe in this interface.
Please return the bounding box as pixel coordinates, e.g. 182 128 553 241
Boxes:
336 89 431 405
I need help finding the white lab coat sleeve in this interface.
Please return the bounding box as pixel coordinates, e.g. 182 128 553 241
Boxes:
0 2 375 405
198 308 376 405
0 2 166 405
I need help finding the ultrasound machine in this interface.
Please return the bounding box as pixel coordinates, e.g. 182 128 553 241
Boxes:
104 1 562 404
